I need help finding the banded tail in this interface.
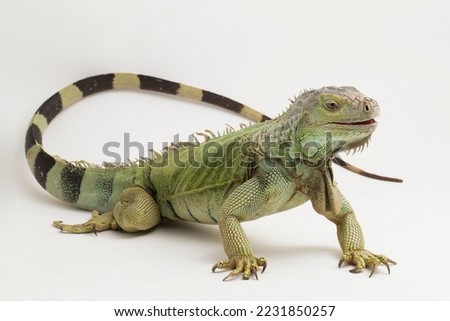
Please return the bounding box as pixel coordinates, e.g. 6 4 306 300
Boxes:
25 73 269 212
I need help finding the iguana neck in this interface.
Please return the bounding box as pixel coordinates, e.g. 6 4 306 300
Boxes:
251 97 336 166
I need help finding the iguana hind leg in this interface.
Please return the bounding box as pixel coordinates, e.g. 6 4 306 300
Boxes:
53 210 118 234
54 187 161 234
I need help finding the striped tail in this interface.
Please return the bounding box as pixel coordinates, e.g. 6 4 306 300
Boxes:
25 73 270 212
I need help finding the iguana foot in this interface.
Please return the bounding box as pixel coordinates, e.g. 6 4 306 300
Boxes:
212 256 267 281
53 211 119 234
338 249 396 277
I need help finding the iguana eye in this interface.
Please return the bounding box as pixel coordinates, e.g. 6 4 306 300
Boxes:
324 99 339 110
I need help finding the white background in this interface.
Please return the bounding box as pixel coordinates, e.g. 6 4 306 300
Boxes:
1 0 449 301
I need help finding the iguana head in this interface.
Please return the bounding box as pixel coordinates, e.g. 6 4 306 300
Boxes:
283 87 380 163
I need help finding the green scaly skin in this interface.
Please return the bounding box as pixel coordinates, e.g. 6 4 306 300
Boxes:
25 73 396 281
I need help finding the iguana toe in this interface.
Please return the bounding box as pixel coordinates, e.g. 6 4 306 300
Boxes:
212 255 267 281
339 249 396 277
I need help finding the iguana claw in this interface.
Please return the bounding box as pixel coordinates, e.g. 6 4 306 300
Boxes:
338 250 396 277
212 256 267 281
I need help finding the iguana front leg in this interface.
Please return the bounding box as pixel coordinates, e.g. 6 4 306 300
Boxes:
213 165 296 281
324 195 396 277
212 178 268 281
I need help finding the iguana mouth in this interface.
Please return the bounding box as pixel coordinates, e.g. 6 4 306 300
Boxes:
331 119 376 126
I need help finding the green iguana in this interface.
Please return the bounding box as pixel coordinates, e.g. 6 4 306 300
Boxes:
25 73 399 281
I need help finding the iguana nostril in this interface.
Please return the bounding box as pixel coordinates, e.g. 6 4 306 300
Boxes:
364 104 371 113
